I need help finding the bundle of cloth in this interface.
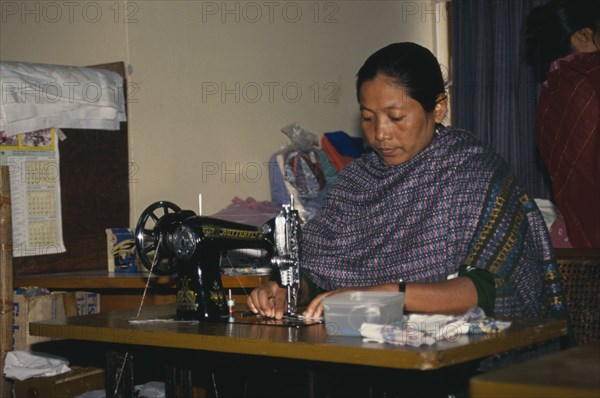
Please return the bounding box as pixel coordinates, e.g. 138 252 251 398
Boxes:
269 124 366 222
360 307 511 347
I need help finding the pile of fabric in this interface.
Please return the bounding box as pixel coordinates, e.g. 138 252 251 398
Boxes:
269 123 367 222
360 307 512 347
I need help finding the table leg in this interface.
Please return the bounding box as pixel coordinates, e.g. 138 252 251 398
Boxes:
165 361 193 398
105 350 135 398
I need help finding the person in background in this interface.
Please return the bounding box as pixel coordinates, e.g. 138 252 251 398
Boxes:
248 42 566 322
525 0 600 248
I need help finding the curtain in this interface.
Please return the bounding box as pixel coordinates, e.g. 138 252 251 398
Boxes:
451 0 551 199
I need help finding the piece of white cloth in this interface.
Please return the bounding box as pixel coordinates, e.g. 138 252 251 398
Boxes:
1 61 126 135
360 307 511 347
3 350 71 381
534 198 559 231
135 381 166 398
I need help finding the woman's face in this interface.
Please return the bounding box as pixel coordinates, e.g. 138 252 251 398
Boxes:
359 74 446 166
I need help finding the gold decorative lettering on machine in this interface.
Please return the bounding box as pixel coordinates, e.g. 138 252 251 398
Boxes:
203 226 262 240
133 197 301 321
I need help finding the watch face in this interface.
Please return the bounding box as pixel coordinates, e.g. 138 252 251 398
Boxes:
173 225 197 259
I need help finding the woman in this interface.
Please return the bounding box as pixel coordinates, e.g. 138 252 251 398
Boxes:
248 42 565 320
525 0 600 248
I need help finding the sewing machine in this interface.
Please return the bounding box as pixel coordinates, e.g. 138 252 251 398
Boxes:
134 198 301 321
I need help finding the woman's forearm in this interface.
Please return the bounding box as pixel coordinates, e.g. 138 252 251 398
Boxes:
303 277 478 318
403 277 478 314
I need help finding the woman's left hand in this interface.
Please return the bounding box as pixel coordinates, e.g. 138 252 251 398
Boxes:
303 289 346 319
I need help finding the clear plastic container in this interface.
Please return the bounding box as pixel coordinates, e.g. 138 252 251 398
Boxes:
322 291 404 336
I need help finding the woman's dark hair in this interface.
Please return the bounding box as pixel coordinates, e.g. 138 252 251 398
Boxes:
525 0 600 82
356 42 446 113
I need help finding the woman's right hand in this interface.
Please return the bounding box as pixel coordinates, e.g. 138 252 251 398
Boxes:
246 281 288 319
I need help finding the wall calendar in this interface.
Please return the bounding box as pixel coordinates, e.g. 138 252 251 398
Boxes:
0 128 66 257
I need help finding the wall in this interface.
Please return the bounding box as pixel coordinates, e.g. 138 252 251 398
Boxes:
1 0 448 223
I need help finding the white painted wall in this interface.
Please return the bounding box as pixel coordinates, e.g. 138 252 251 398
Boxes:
1 0 448 223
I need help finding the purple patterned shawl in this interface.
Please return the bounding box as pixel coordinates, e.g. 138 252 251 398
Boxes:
301 126 565 318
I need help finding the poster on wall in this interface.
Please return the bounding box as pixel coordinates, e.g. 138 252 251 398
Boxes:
0 128 66 257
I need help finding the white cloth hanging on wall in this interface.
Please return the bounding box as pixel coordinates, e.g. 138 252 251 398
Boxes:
0 61 127 136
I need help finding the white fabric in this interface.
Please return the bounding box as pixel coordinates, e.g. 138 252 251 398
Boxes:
4 350 71 381
360 315 468 347
135 381 166 398
534 198 559 231
360 308 511 347
1 61 126 135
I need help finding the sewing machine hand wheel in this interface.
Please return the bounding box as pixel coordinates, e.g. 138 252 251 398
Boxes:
135 201 191 275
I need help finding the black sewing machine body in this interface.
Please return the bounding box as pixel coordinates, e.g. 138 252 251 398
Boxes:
172 216 275 321
134 201 300 321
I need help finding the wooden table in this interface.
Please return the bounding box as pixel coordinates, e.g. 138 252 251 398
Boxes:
15 271 271 312
29 304 568 371
470 341 600 398
29 304 568 397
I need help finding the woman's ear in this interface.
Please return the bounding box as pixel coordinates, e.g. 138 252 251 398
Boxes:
570 28 597 52
433 94 448 124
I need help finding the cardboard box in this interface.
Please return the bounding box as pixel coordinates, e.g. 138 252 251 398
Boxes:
106 227 139 273
13 366 104 398
12 290 100 351
74 291 101 315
